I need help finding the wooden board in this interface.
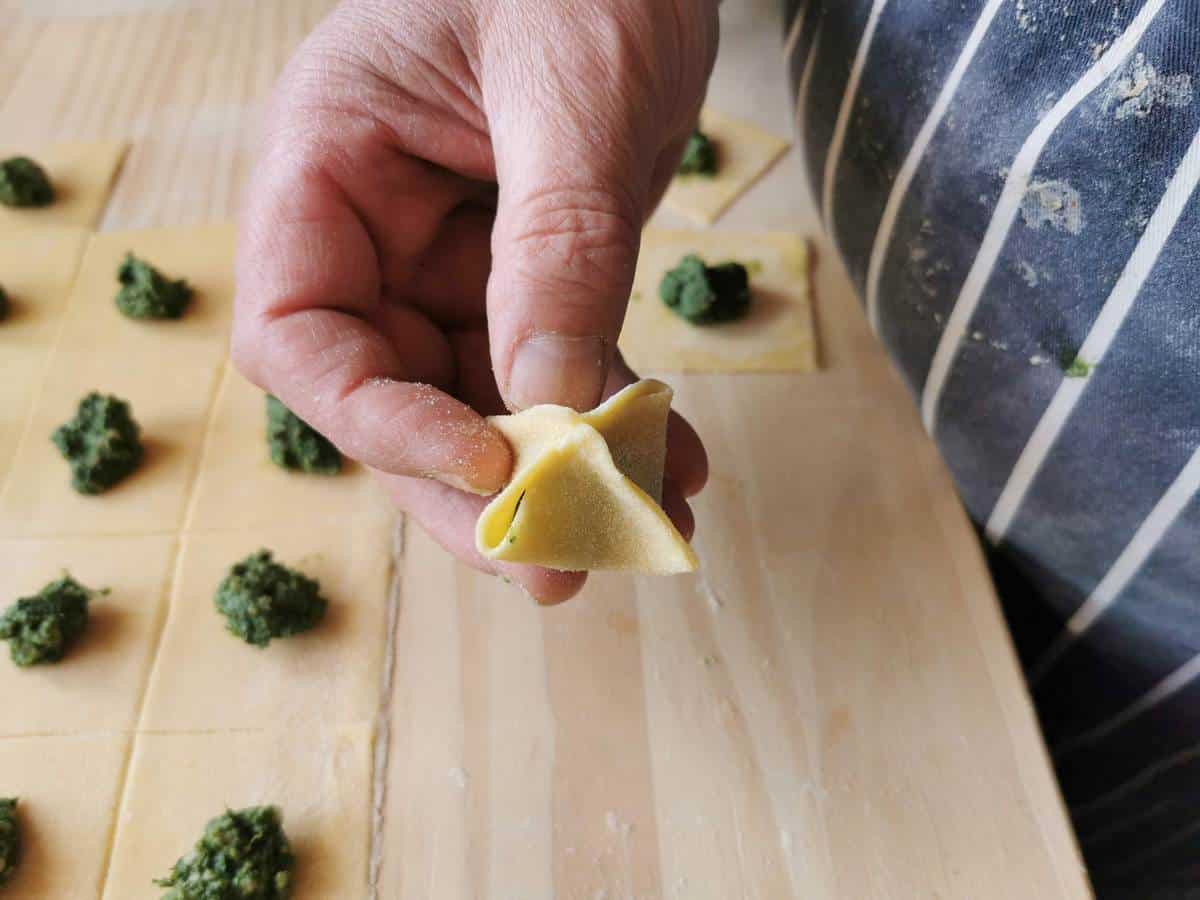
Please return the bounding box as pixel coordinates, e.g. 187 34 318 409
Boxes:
0 1 1092 898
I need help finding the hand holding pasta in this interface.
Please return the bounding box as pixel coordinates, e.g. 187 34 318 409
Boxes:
232 0 715 601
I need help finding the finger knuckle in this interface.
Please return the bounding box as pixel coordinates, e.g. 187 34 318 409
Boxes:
508 186 640 291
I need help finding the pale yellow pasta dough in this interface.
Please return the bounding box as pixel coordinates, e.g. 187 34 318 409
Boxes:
0 534 175 737
0 141 128 229
0 733 130 899
102 724 374 899
476 379 697 574
663 108 790 226
0 224 235 537
619 229 816 373
0 226 89 487
185 363 393 533
139 518 393 731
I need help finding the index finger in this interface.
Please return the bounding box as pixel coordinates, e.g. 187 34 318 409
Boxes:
233 144 512 495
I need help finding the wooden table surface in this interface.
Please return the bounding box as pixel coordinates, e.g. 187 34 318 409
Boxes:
1 0 1093 896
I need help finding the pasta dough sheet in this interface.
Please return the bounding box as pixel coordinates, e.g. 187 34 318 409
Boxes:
477 380 697 574
662 109 789 226
138 518 393 731
0 733 130 899
0 224 235 537
185 363 393 533
0 535 175 737
619 229 816 373
0 226 89 487
102 724 374 900
0 141 128 229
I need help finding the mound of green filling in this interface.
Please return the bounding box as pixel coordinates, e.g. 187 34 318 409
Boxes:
155 806 293 900
677 130 717 176
0 575 97 667
115 253 193 320
52 392 144 494
0 156 53 207
658 254 751 324
0 798 19 887
215 550 327 647
265 395 341 475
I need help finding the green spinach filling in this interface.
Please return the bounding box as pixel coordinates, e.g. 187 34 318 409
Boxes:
659 254 751 324
0 575 97 667
0 157 53 207
52 392 144 494
265 396 341 475
115 254 193 320
154 806 293 900
0 798 19 887
215 550 327 647
677 130 717 176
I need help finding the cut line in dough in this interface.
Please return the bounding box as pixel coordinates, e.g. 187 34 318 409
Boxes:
0 141 128 229
620 229 816 374
0 224 235 537
0 733 131 899
662 109 789 226
138 518 394 732
0 534 176 737
476 379 697 574
0 226 90 489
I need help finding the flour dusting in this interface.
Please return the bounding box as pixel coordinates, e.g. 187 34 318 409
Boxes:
1020 179 1083 234
1015 0 1037 32
1106 54 1194 121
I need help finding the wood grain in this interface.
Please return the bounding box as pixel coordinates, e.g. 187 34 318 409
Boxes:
0 0 1092 897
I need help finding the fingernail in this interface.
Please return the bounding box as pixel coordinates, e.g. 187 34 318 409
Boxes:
508 334 606 411
432 471 494 497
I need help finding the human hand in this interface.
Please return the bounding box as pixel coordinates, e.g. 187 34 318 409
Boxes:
233 0 716 602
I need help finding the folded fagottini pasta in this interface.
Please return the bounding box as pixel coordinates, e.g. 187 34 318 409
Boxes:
476 379 698 574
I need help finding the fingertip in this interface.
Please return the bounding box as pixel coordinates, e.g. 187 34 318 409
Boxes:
662 478 696 542
667 411 708 498
443 419 513 496
501 565 588 605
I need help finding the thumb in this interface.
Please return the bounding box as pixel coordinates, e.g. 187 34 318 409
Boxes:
487 96 649 412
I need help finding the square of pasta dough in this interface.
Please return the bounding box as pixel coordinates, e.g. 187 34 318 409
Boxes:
619 229 816 373
0 224 235 537
139 517 394 731
0 534 175 737
0 733 130 899
662 109 789 226
0 226 89 486
185 363 393 533
102 724 374 900
0 141 128 229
